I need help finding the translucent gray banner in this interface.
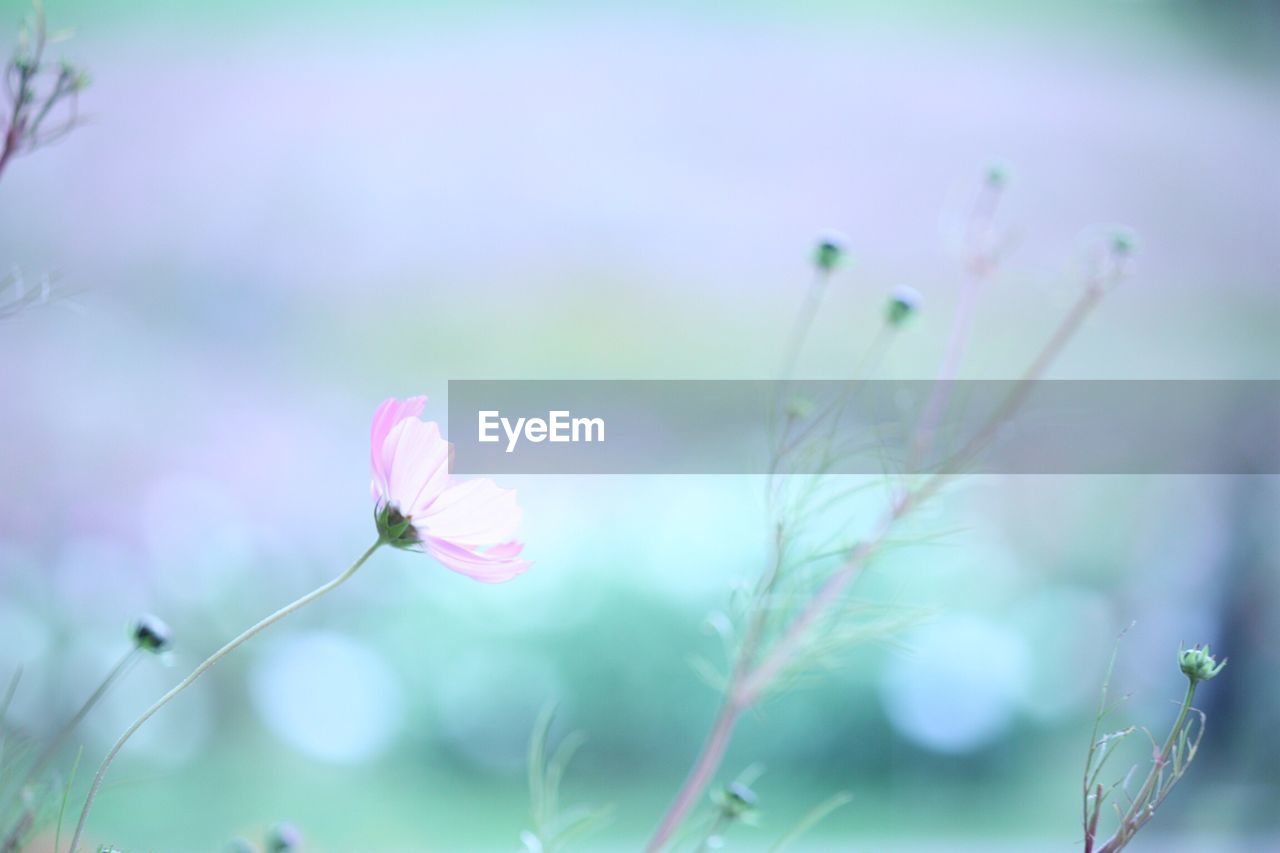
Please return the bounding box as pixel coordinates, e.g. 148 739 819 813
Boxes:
446 380 1280 475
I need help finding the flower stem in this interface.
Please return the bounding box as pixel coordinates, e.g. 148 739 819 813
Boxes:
907 176 1005 472
778 268 829 383
648 698 742 853
67 538 384 852
1099 679 1198 853
908 266 981 469
647 278 1108 851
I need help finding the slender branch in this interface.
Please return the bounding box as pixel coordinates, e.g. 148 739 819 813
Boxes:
752 278 1106 701
908 270 980 467
0 3 87 185
647 275 1109 850
0 73 30 182
68 538 384 852
907 176 1006 470
647 527 786 851
1097 680 1197 853
921 279 1105 481
0 6 42 183
647 698 742 853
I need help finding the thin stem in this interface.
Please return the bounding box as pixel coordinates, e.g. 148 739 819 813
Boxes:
908 269 980 468
1099 680 1197 853
0 6 43 185
924 281 1105 480
778 269 829 383
0 75 29 183
1 648 139 817
647 699 742 853
746 278 1105 700
647 277 1106 851
850 323 891 380
774 322 893 478
648 528 783 853
907 178 1005 472
68 538 384 852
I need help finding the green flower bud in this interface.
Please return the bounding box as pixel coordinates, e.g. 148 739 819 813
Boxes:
885 285 921 327
131 614 172 653
1178 644 1226 684
985 163 1009 189
813 231 848 273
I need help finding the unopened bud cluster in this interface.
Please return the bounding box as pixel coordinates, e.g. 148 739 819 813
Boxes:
1178 644 1226 684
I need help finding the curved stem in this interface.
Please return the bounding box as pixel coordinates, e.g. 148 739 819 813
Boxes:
68 538 384 852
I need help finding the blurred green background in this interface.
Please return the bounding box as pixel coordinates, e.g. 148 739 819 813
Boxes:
1 0 1277 850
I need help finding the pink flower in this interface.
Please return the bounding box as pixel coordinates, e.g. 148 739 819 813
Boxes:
370 396 530 582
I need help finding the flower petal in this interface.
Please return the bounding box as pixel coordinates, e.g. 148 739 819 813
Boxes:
423 538 530 583
418 477 522 547
370 396 427 499
382 417 451 515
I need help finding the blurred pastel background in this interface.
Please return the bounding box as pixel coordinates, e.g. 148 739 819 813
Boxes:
1 0 1278 850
